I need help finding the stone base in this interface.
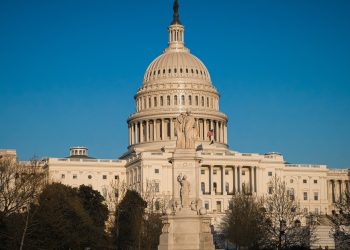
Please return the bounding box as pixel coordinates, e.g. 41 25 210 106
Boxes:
158 209 215 250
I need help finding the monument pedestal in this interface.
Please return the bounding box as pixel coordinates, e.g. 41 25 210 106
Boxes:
158 209 215 250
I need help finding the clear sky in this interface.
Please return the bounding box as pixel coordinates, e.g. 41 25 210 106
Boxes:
0 0 349 168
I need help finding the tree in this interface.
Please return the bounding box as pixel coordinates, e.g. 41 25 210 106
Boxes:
220 193 266 249
262 176 316 250
23 183 108 249
114 190 147 250
331 189 350 249
77 185 109 229
0 156 47 220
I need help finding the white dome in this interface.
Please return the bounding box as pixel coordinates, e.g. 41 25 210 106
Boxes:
143 50 211 85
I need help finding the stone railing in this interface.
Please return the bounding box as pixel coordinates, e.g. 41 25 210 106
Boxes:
285 164 327 169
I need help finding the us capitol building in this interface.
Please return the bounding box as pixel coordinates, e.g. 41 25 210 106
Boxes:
5 1 348 224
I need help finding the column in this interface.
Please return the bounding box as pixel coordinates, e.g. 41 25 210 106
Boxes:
215 121 219 142
339 180 343 202
254 166 257 193
170 118 174 139
131 123 135 144
221 166 224 195
204 120 209 141
140 122 144 143
153 119 157 141
233 166 236 194
160 119 164 140
128 125 131 145
146 120 149 142
209 166 212 195
224 123 228 144
237 166 241 193
331 180 335 203
249 167 253 194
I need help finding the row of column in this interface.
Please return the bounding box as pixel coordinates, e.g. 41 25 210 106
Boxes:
128 118 228 145
204 166 257 195
330 179 349 203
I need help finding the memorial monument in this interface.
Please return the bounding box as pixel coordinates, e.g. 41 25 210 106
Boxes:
158 112 215 250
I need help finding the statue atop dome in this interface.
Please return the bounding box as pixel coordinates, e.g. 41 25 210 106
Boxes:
171 0 182 25
175 111 198 149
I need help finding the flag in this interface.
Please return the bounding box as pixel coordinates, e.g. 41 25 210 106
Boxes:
207 129 214 137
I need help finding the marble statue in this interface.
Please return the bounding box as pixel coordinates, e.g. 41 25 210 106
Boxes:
175 111 198 149
177 174 190 208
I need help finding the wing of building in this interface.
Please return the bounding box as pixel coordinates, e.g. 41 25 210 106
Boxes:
14 0 347 240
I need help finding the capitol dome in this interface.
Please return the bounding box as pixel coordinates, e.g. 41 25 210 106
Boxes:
127 0 228 151
143 50 212 85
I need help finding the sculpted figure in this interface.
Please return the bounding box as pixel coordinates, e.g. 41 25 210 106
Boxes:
175 111 198 149
175 113 186 148
177 174 190 208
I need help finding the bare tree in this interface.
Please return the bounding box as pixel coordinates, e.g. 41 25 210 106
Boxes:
262 176 317 250
331 190 350 249
0 156 47 220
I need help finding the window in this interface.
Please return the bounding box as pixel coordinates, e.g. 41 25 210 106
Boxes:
155 169 159 174
103 175 107 180
268 186 273 194
314 179 318 184
204 201 209 210
174 95 178 105
314 192 319 201
242 170 245 176
303 179 307 184
167 96 170 105
195 96 199 106
154 97 157 107
201 169 205 175
201 97 204 106
148 97 151 108
213 182 217 192
225 170 229 175
88 175 92 179
181 95 185 105
303 192 308 200
155 183 160 193
213 170 217 175
189 95 192 105
207 97 209 107
201 182 205 193
61 174 65 179
115 175 119 180
160 96 164 106
268 171 272 176
216 201 222 212
73 174 77 179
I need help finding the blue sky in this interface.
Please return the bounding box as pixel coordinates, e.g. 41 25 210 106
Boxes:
0 0 349 168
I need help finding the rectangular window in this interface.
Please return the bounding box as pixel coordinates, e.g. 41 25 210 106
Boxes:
268 171 272 176
268 186 273 194
213 170 217 175
201 182 205 193
155 169 159 174
103 175 107 180
314 192 319 201
201 169 205 175
225 170 229 175
216 201 222 212
304 192 308 200
303 179 307 184
155 183 160 193
242 170 245 176
314 179 318 184
115 175 119 180
61 174 65 179
73 174 77 179
204 201 209 210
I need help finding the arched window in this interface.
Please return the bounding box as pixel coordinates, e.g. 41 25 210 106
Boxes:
154 97 157 107
195 96 199 106
174 68 177 73
181 95 185 105
167 96 170 106
168 68 171 74
160 96 164 106
149 97 152 108
207 97 209 107
180 68 183 73
189 95 192 105
174 95 178 105
201 96 204 106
